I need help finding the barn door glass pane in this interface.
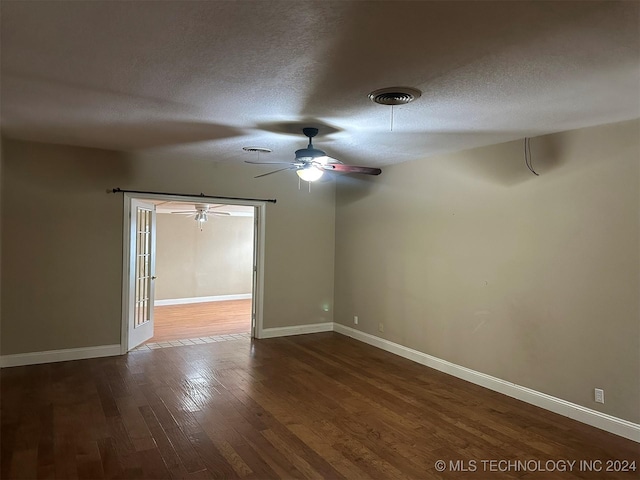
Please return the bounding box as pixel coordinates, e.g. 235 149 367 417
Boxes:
135 207 152 328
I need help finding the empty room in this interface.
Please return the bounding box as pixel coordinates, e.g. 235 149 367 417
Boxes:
1 1 639 479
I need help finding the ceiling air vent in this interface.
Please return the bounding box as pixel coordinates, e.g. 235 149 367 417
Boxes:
368 87 422 105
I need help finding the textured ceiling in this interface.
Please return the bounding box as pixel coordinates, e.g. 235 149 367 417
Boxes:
2 1 639 168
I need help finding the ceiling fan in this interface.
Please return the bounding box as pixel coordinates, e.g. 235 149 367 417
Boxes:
170 203 230 230
245 127 382 182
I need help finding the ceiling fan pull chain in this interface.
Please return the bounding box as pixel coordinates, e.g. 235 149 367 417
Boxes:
390 105 394 132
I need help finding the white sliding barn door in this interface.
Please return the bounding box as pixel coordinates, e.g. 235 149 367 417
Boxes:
127 199 157 350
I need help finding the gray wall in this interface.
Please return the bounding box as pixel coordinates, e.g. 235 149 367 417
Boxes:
334 120 639 423
155 213 254 300
0 139 335 355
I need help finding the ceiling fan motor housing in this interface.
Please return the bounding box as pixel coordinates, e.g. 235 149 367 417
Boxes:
295 147 327 161
302 127 319 138
296 127 326 161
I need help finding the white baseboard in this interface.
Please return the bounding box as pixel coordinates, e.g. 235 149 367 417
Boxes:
0 344 121 368
155 293 252 306
333 323 640 443
259 322 334 339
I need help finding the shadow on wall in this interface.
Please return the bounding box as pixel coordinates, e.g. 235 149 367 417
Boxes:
449 135 567 187
1 138 135 353
3 139 134 190
334 174 383 206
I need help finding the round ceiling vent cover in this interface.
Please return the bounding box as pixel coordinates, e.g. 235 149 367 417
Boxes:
368 87 422 105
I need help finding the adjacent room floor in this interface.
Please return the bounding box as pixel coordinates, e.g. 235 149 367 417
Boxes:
2 333 637 479
147 299 252 343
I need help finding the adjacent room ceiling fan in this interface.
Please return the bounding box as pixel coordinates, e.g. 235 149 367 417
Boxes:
245 127 382 182
170 203 230 230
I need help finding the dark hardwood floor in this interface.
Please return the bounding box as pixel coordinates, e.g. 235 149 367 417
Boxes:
1 333 638 479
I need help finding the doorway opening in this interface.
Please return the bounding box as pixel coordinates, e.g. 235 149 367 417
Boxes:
120 193 266 353
150 201 255 344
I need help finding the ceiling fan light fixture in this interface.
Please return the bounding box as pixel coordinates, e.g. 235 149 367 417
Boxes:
246 127 382 182
194 211 208 223
368 87 422 105
296 165 324 182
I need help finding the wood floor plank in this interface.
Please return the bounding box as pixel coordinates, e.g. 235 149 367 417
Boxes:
36 404 55 479
139 405 182 470
2 333 638 479
104 415 136 461
53 435 78 480
96 437 123 480
114 397 156 452
188 430 240 479
8 448 38 480
136 447 172 480
75 440 105 480
0 423 18 479
261 428 344 480
232 442 280 479
162 425 206 475
209 439 253 477
238 425 307 480
286 423 374 480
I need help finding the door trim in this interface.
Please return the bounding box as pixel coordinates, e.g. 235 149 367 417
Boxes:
120 192 266 354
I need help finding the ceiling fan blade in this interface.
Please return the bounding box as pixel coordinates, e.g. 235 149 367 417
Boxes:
254 166 295 178
169 211 198 214
323 164 382 176
212 212 231 216
245 160 295 165
323 156 343 164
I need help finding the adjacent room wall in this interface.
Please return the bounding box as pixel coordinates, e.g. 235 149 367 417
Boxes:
0 139 335 355
334 119 640 423
155 213 254 300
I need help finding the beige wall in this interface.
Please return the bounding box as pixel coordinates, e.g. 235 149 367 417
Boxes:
0 139 335 355
0 139 3 343
2 121 637 425
155 213 254 300
334 120 640 423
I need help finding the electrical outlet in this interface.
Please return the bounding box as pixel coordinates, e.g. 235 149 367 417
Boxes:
378 323 384 333
594 388 605 404
353 316 359 325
